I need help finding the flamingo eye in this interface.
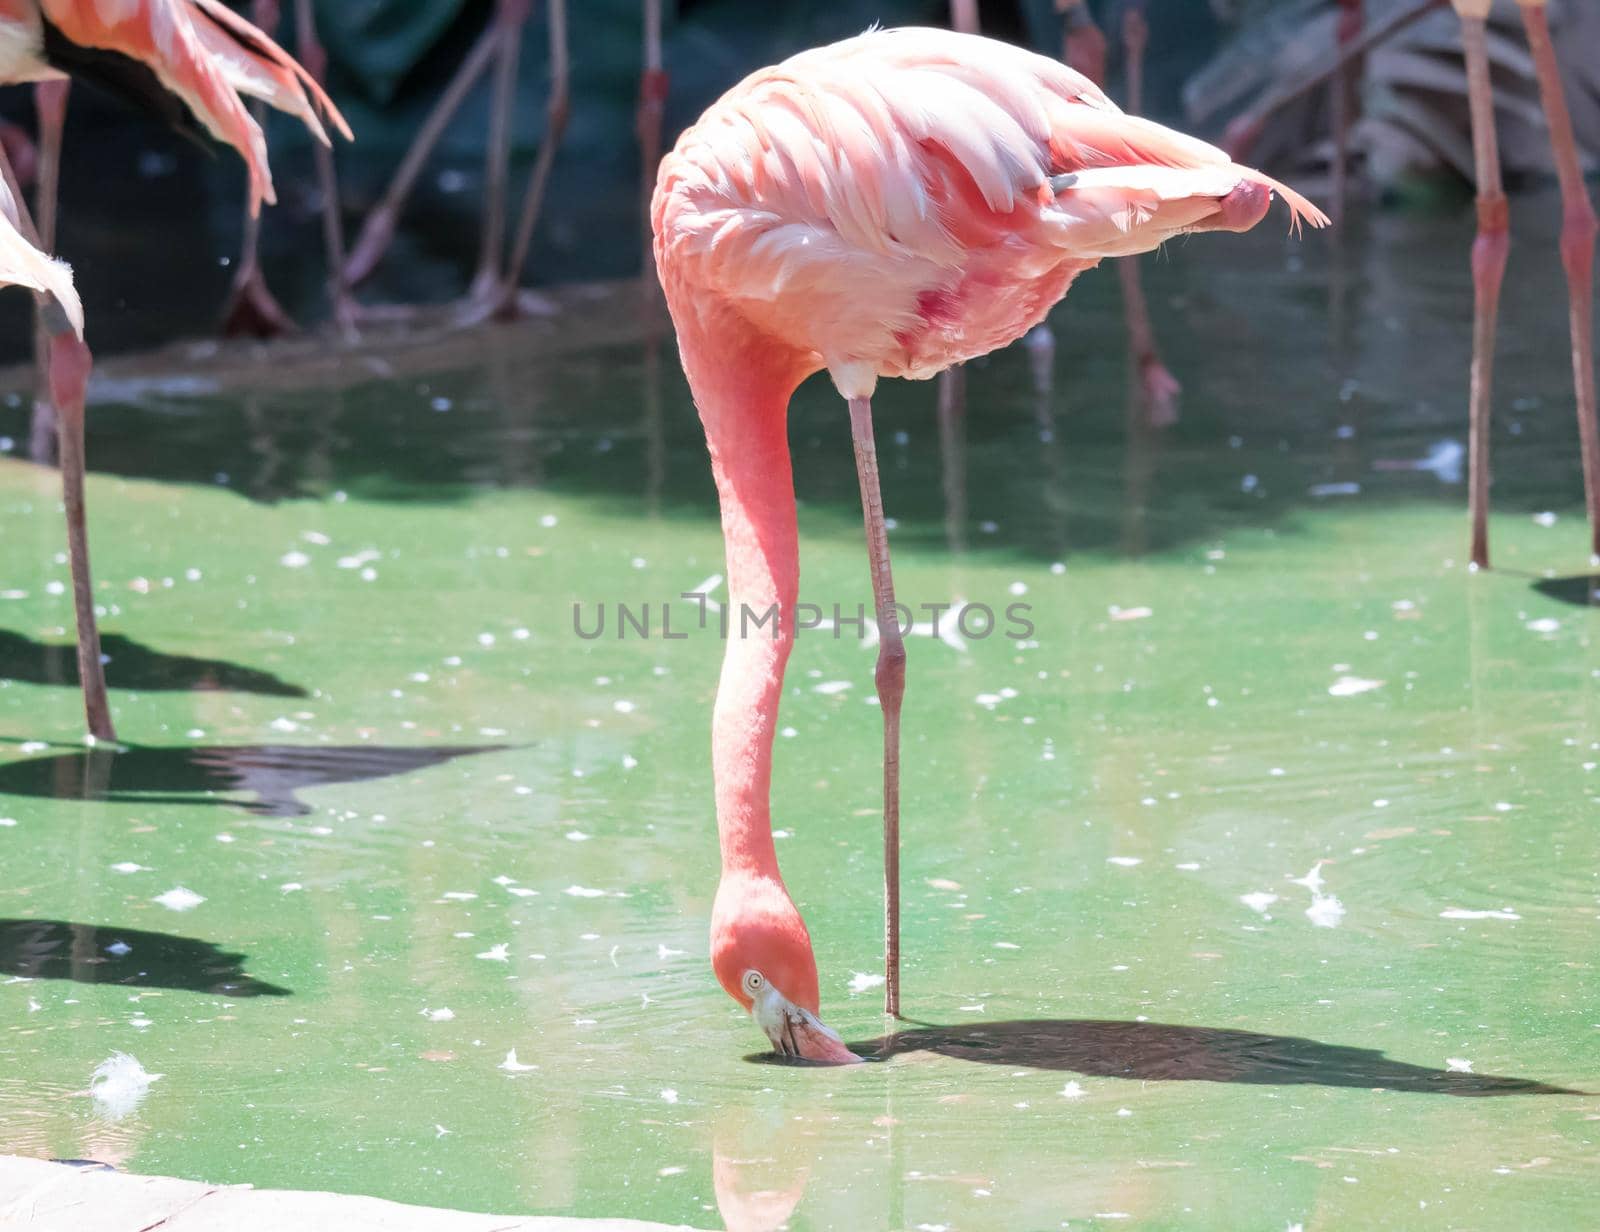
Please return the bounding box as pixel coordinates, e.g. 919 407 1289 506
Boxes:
742 970 764 995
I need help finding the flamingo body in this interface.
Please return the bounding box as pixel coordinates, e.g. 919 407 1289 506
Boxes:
656 26 1327 1061
657 28 1324 399
0 0 348 212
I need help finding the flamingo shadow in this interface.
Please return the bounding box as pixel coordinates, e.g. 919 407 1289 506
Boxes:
0 918 290 996
1532 573 1600 608
0 629 307 697
0 742 509 816
822 1019 1585 1097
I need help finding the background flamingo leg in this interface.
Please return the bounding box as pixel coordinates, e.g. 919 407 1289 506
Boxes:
848 395 905 1020
468 0 530 307
1330 0 1363 230
1519 1 1600 563
1458 10 1508 570
341 22 501 289
1117 2 1180 427
492 0 569 321
637 0 667 296
221 1 296 338
293 0 356 338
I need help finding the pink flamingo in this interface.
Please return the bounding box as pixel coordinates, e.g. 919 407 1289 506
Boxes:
653 26 1326 1061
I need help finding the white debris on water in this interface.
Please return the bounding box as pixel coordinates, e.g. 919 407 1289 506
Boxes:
441 891 477 901
421 1007 455 1022
1060 1081 1086 1100
279 551 310 569
476 943 510 962
565 830 591 842
110 862 145 873
506 887 538 898
1329 676 1384 697
1106 856 1142 867
1526 618 1561 635
660 1089 679 1104
813 680 852 695
1533 511 1558 527
1109 605 1152 622
848 972 885 993
564 886 607 898
1441 907 1520 921
152 887 204 912
499 1049 537 1073
612 699 636 714
105 941 131 957
1305 895 1346 928
1240 892 1279 914
1447 1057 1474 1073
1290 863 1326 894
90 1053 161 1119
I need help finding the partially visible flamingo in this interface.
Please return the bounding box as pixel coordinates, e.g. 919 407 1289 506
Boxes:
653 26 1327 1060
1453 0 1600 566
0 0 349 740
0 157 102 739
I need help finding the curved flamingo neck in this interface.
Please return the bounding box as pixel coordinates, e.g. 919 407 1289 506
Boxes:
669 296 810 882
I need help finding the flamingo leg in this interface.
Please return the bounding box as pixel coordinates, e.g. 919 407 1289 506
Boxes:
637 0 667 293
292 0 356 337
1519 1 1600 562
1 99 114 742
342 21 501 288
221 1 296 338
1459 10 1507 570
470 0 529 304
495 0 568 320
50 332 114 743
29 80 67 465
1117 2 1179 427
1330 0 1363 230
848 395 905 1019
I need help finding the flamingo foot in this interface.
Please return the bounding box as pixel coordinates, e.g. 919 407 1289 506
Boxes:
1139 357 1182 428
221 266 298 338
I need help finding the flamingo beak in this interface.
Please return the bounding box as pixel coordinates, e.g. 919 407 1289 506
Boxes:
749 980 862 1065
1196 180 1271 234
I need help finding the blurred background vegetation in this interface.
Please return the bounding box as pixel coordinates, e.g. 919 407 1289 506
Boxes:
0 0 1593 357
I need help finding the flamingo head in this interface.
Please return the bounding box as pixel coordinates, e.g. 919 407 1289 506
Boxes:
711 875 862 1065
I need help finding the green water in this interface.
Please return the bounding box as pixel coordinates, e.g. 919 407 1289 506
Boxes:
1 193 1597 1230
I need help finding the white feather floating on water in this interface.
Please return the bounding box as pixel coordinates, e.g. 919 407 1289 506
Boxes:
499 1049 537 1073
90 1052 162 1119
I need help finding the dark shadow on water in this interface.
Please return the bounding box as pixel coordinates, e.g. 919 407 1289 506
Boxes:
0 743 509 816
0 918 291 996
0 629 307 697
790 1019 1583 1096
1532 574 1600 608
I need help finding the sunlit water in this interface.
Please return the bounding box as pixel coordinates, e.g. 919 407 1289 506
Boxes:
1 192 1596 1229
